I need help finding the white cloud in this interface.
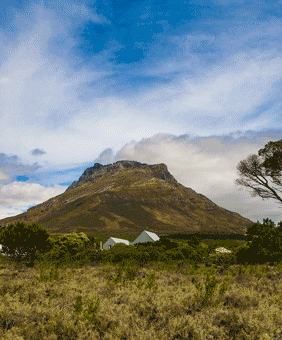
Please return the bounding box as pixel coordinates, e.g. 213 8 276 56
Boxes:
0 3 113 160
0 1 282 227
113 131 282 225
0 181 66 219
135 51 282 118
0 171 9 181
0 3 281 168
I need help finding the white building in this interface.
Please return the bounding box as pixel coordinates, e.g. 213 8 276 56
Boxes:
103 230 160 250
103 237 130 250
130 230 160 246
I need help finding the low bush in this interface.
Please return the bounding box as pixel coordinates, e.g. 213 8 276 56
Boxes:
208 252 237 267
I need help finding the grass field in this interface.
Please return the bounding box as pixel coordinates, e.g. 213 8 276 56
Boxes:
0 239 281 340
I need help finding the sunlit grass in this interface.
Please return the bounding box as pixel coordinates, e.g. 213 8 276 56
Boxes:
0 248 282 339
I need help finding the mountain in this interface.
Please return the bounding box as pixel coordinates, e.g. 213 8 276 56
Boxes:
0 160 255 241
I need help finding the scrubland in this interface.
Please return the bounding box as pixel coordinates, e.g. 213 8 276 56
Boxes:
0 239 282 340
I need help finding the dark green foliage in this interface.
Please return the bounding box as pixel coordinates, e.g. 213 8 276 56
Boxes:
101 243 139 265
153 236 179 250
246 218 277 238
186 234 201 247
34 246 73 269
73 295 83 315
165 248 184 261
209 252 237 267
84 233 101 248
179 245 204 264
258 139 282 175
236 218 282 264
0 222 51 265
71 249 98 267
237 218 282 264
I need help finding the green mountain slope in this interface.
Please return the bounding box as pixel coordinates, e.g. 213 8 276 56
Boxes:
0 160 255 240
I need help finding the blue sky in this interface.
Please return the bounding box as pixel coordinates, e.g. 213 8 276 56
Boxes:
0 0 282 226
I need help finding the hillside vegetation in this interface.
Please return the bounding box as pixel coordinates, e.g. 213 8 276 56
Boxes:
0 219 282 339
0 161 254 237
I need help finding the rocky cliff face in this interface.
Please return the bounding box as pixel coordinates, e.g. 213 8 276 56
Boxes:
66 160 179 192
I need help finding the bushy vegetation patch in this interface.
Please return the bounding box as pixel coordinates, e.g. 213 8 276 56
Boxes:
1 219 282 338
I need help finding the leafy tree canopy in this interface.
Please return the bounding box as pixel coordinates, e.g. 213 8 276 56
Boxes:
0 222 51 263
237 218 282 264
51 232 90 256
246 218 278 238
235 139 282 206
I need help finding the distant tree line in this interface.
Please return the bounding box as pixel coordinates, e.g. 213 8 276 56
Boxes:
1 218 282 268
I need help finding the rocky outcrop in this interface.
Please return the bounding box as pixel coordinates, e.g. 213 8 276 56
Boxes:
0 159 255 236
66 160 179 192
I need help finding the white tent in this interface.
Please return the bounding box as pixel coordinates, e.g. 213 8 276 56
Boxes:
130 230 160 246
103 237 130 250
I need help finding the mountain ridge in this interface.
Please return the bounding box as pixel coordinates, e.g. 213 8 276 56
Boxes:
0 160 255 239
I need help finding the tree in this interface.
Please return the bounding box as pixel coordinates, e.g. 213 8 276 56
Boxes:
234 139 282 207
51 232 90 257
236 218 282 264
0 222 51 264
246 218 277 238
258 140 282 177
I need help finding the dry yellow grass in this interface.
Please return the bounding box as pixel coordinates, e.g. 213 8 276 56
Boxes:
0 253 282 340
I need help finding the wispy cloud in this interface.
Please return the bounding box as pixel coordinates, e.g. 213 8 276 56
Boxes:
0 181 66 220
111 130 282 224
0 0 281 225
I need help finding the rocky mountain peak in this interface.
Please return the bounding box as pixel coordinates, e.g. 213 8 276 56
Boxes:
66 160 177 192
0 159 255 236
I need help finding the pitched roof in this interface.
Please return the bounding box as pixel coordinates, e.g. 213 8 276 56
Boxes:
143 230 160 241
110 237 130 244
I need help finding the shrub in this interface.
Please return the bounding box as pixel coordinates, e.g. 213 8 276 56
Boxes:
102 243 139 264
178 244 203 264
51 232 90 257
37 263 61 282
71 249 98 267
0 222 51 265
152 236 179 250
235 219 282 265
208 252 237 267
34 246 73 268
73 295 83 316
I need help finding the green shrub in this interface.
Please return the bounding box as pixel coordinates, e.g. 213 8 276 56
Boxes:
208 252 237 267
82 296 100 324
37 263 61 282
51 232 90 257
34 246 73 268
192 274 229 309
0 222 51 265
70 249 98 267
152 236 179 250
73 295 83 316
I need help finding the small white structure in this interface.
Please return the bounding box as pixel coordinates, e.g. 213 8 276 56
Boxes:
130 230 160 246
103 230 160 250
103 237 130 250
209 247 232 256
215 247 232 254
